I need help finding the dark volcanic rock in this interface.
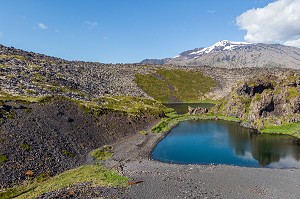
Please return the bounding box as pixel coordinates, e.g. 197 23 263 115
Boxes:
0 98 158 188
237 80 274 97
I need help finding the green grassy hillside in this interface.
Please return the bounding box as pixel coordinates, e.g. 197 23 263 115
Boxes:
135 68 217 102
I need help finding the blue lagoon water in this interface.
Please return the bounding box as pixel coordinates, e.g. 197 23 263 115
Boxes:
152 120 300 168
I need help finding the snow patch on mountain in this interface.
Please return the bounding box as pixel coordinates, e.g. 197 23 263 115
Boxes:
189 40 251 56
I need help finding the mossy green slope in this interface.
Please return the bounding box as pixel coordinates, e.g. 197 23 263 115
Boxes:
135 73 170 102
135 68 217 102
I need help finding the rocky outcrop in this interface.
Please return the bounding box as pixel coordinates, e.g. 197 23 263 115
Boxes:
214 71 300 129
188 106 208 115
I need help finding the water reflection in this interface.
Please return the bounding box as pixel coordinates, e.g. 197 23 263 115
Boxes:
226 122 300 167
152 120 300 168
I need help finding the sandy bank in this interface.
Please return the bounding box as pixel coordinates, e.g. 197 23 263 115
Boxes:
106 130 300 199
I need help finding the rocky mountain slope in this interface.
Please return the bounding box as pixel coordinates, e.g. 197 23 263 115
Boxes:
141 40 300 69
1 43 297 102
0 95 165 188
0 44 149 100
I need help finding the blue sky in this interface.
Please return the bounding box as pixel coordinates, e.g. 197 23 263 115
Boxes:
0 0 277 63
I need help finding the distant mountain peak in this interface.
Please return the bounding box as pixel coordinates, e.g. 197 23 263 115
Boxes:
188 40 251 56
140 40 300 69
172 40 251 59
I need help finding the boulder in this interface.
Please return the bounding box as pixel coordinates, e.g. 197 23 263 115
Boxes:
188 106 208 115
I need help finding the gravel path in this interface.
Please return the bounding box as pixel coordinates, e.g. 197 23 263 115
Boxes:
124 160 300 199
106 131 300 199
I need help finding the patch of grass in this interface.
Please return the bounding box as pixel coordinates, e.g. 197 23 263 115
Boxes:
139 130 148 135
19 71 28 78
33 73 46 82
56 73 65 78
93 95 170 116
62 87 87 98
0 164 129 199
261 123 300 138
21 143 31 152
0 54 26 60
28 65 42 71
286 87 300 101
35 171 52 183
135 73 170 102
6 111 16 119
25 90 35 95
62 149 75 157
0 91 50 103
0 154 9 163
253 93 262 102
7 74 16 79
15 55 27 60
92 145 113 161
0 64 9 68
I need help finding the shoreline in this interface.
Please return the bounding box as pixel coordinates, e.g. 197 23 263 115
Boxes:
105 119 300 199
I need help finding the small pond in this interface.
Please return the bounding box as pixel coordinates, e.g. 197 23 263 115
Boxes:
152 120 300 168
163 103 215 114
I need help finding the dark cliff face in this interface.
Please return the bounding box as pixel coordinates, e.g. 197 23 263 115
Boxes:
0 98 159 188
214 71 300 130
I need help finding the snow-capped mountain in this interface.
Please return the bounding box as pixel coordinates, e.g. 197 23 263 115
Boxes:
182 40 250 56
140 40 300 69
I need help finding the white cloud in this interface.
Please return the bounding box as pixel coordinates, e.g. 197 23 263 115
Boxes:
38 23 48 30
207 10 216 14
284 38 300 46
84 21 98 28
236 0 300 47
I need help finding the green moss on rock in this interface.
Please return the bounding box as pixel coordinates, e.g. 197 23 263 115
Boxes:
0 154 9 163
92 145 113 161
